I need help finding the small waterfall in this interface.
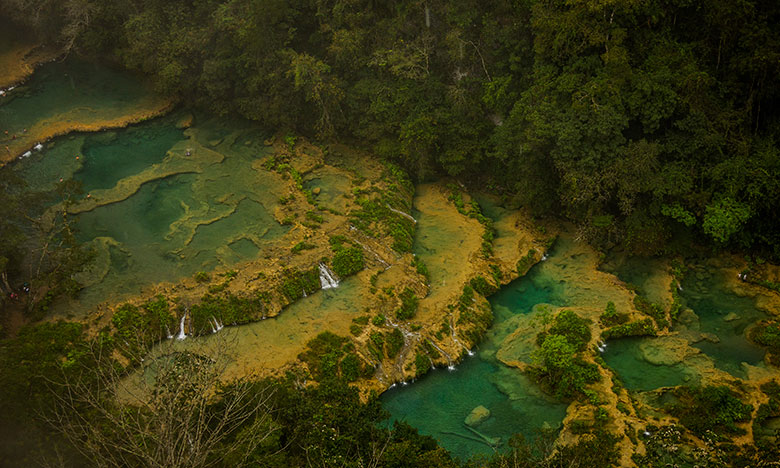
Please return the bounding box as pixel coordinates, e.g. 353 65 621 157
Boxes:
166 325 173 340
176 312 187 340
386 204 417 224
449 315 474 355
212 317 224 332
597 341 607 353
541 252 549 261
302 288 307 298
33 143 43 151
319 263 339 289
427 339 453 367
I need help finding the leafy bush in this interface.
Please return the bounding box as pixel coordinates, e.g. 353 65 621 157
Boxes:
601 319 656 340
298 332 366 382
279 267 320 301
331 247 364 277
671 386 753 436
600 301 628 327
385 328 404 358
470 275 497 297
540 310 592 351
395 287 419 320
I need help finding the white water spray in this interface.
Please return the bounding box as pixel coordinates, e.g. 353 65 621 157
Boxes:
319 263 339 289
176 312 188 340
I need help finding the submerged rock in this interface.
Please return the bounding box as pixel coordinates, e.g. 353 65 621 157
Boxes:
724 312 739 322
640 336 690 366
465 405 491 427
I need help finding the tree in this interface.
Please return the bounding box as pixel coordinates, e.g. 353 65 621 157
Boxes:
44 336 277 468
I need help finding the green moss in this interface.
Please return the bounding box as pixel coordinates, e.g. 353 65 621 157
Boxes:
395 287 419 320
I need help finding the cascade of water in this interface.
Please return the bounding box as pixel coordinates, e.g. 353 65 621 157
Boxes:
449 315 475 355
427 339 453 367
166 325 173 340
176 312 187 340
212 317 224 331
302 288 307 298
386 204 417 224
319 263 339 289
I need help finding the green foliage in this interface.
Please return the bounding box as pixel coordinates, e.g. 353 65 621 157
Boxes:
395 287 419 320
194 271 210 283
279 267 320 301
540 310 592 352
331 247 364 277
600 301 628 327
414 352 430 375
0 322 89 414
531 334 600 400
601 319 657 340
371 314 386 327
749 320 780 365
516 249 537 274
703 198 752 243
385 328 404 358
671 386 753 437
634 295 669 329
188 293 263 333
298 332 366 382
111 296 174 357
469 276 497 297
291 241 314 254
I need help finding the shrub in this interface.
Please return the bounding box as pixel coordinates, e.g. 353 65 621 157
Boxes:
601 319 656 340
395 288 419 320
194 271 210 283
331 247 364 277
671 386 753 437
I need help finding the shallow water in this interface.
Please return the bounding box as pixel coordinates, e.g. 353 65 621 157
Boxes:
65 117 287 308
0 58 164 159
382 212 569 460
75 115 185 192
602 261 767 390
601 337 693 391
678 267 766 378
137 275 372 383
7 103 288 311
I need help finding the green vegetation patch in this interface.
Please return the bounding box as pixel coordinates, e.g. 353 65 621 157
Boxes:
670 386 753 437
279 267 320 301
299 332 368 382
395 287 419 320
601 319 657 340
331 247 364 277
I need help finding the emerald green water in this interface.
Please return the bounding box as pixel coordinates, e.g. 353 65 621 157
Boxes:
679 267 766 377
602 260 768 390
65 116 288 307
3 60 289 310
75 115 185 192
0 58 159 152
601 338 693 391
382 215 569 460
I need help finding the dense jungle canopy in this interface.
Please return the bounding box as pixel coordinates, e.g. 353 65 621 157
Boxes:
2 0 780 259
